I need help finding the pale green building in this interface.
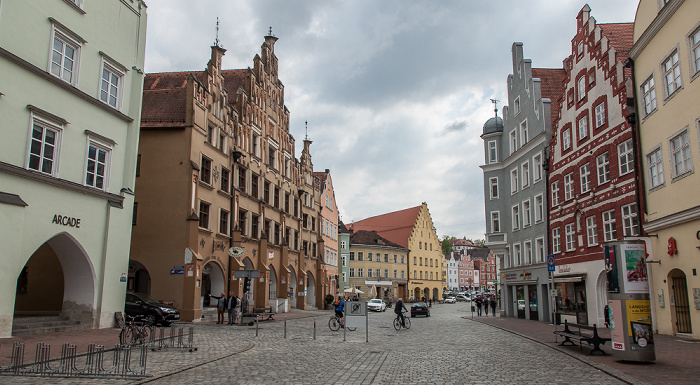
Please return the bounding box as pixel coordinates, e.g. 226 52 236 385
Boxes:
0 0 147 337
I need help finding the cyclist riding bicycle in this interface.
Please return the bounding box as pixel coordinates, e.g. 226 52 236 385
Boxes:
334 296 346 327
394 297 408 328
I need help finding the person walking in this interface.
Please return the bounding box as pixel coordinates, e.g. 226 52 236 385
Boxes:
484 297 490 316
226 291 237 325
475 296 483 316
207 292 227 324
233 294 242 324
490 296 497 316
395 297 408 328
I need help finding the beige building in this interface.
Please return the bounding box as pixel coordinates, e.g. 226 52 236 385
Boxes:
131 34 329 322
347 230 409 301
351 203 444 301
631 0 700 338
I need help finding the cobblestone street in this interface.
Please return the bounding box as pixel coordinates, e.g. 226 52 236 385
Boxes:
2 304 641 384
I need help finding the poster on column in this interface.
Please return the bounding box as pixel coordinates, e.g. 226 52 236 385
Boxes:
626 300 654 351
609 299 625 351
621 243 648 294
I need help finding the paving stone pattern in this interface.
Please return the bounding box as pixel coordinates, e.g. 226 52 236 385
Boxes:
2 306 630 384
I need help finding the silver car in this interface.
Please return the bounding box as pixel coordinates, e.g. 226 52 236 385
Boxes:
367 298 387 312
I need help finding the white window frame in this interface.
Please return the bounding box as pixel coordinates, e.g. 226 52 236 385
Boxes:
689 25 700 80
564 173 574 201
669 129 693 179
578 115 588 140
489 177 499 200
563 128 571 151
603 210 617 242
586 216 598 246
597 153 610 185
520 120 528 145
661 49 682 98
200 154 213 185
488 140 498 164
84 137 112 191
533 152 543 182
26 114 64 177
577 75 586 101
510 168 518 195
512 243 521 266
513 96 521 116
622 204 639 237
99 54 127 110
594 102 606 128
522 199 531 228
552 227 561 254
535 237 545 263
49 22 83 86
490 211 501 233
646 146 665 189
511 204 520 231
219 208 230 235
551 181 559 207
580 163 590 193
510 129 517 155
618 140 634 176
524 240 533 264
521 161 530 189
565 223 576 251
641 75 657 116
534 194 544 223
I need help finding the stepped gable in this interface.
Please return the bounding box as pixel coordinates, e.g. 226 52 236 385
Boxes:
531 67 566 122
350 206 421 249
221 69 247 98
141 71 198 128
350 230 405 249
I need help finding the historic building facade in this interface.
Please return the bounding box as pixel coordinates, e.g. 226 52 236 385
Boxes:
347 230 409 301
338 222 351 294
351 203 444 301
481 42 564 321
0 0 147 336
631 0 700 338
548 6 641 326
315 169 339 300
131 34 329 322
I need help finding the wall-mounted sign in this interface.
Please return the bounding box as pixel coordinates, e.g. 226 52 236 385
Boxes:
120 273 127 282
171 269 184 275
229 247 244 257
52 214 81 228
667 237 677 255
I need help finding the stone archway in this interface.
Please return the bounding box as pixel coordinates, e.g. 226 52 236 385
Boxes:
423 288 430 301
202 262 225 308
413 287 421 301
127 260 151 295
288 266 297 308
14 232 96 325
241 257 255 311
668 269 692 334
306 270 316 308
268 264 278 300
432 288 439 300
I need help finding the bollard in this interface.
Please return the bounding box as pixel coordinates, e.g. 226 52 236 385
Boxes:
255 316 259 337
284 316 287 339
313 317 316 340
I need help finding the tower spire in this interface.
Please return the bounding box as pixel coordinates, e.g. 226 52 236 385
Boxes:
305 120 309 140
490 98 499 119
214 17 222 48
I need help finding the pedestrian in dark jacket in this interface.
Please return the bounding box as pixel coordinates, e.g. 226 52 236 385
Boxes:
484 297 490 316
475 297 483 316
490 297 497 316
208 292 227 324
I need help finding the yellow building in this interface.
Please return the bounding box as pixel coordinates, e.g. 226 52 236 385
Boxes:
631 0 700 338
351 203 443 301
347 230 409 301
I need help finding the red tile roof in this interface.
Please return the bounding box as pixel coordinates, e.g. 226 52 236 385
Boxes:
349 206 421 248
221 69 247 98
531 67 566 125
599 23 634 63
350 230 406 250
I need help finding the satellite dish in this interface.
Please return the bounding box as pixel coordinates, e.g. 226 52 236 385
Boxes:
229 247 244 257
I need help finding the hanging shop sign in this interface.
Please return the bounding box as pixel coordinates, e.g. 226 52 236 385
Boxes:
667 237 677 255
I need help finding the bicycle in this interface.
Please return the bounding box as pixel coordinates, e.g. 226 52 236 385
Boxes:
393 311 411 331
328 313 356 331
120 315 152 345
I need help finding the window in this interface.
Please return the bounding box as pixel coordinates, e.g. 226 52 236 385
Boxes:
238 209 247 237
533 153 543 182
219 209 230 235
563 129 571 151
690 27 700 78
641 76 657 116
85 141 111 190
200 155 212 185
384 254 389 262
28 118 62 176
238 167 247 192
552 227 561 254
488 141 497 164
510 168 518 194
580 164 590 193
524 241 533 264
670 130 693 177
536 238 545 263
521 162 529 189
50 26 82 85
597 153 610 184
564 173 574 201
578 115 588 140
367 252 373 262
220 167 230 193
577 75 586 101
349 268 355 278
520 120 528 145
551 181 559 206
489 177 499 199
522 199 531 227
349 252 355 261
514 96 521 116
622 204 639 236
99 61 124 109
662 50 682 97
251 132 260 158
565 224 576 251
268 143 278 170
647 147 664 188
618 140 634 176
534 194 544 223
511 204 520 231
603 210 617 242
594 103 606 128
198 200 210 229
357 268 364 278
358 252 364 261
512 244 521 266
586 216 598 246
251 173 259 198
510 130 517 154
367 268 373 278
219 132 225 152
490 211 500 233
384 269 389 278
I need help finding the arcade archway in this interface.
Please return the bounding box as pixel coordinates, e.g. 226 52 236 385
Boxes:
127 259 151 295
306 270 316 308
202 262 225 307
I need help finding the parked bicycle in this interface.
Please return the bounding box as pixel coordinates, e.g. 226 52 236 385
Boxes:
328 313 356 331
393 311 411 331
119 315 152 345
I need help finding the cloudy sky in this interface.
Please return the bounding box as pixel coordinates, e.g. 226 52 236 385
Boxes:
144 0 639 241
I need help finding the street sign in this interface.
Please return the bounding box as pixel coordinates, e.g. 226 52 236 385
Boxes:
234 269 260 278
547 254 556 272
170 269 184 275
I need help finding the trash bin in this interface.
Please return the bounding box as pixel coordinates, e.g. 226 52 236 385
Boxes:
241 313 257 326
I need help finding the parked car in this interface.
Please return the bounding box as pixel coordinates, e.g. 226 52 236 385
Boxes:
411 302 430 317
367 298 387 312
444 297 456 303
456 295 471 302
125 292 180 326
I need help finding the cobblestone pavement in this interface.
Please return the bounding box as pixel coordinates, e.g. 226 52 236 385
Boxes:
1 305 640 384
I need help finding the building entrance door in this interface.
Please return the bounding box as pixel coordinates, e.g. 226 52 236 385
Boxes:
671 274 692 334
516 286 525 319
528 285 538 320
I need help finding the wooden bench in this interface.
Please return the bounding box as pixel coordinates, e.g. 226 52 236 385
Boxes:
554 320 611 355
253 307 276 321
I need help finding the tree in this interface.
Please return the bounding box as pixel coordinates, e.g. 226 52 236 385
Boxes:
441 235 457 255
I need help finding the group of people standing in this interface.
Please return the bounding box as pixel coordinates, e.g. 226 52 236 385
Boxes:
208 291 242 325
474 296 497 317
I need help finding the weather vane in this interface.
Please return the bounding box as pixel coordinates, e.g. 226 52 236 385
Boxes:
214 17 222 48
490 98 499 119
305 120 309 140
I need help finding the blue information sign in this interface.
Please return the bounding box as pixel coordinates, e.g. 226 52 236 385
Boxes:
547 254 556 272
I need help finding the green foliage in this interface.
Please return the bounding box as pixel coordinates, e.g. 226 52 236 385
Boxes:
325 294 335 304
441 235 456 255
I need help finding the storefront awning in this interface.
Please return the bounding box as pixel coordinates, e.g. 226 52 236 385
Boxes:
554 274 586 283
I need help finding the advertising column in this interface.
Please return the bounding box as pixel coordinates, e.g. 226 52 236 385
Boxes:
605 241 655 361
